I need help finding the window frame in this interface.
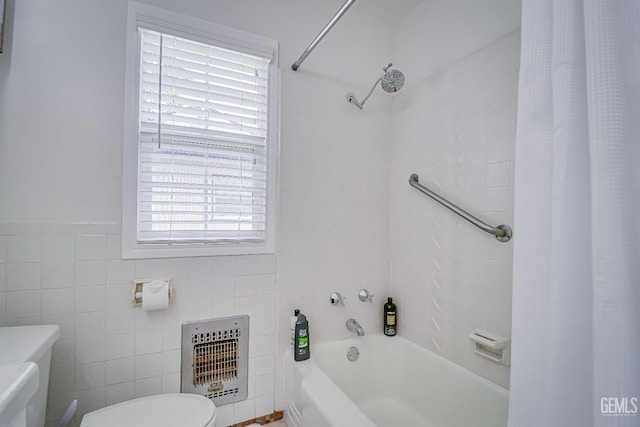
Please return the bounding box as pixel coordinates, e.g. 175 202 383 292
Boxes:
122 1 279 259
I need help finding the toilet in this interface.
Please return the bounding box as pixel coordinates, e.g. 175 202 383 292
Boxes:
79 393 216 427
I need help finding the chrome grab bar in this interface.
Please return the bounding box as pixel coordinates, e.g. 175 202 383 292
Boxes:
291 0 357 71
408 174 512 242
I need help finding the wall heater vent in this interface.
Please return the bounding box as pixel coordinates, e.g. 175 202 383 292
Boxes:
181 316 249 406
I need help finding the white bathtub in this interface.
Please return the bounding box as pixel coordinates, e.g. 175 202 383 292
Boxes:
284 334 508 427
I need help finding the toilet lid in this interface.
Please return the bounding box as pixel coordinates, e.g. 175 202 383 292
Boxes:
80 393 216 427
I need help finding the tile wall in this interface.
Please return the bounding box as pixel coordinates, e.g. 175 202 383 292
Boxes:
0 222 278 427
390 31 520 388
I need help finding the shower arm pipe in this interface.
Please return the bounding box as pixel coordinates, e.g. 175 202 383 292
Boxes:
347 63 392 109
291 0 357 71
408 174 512 242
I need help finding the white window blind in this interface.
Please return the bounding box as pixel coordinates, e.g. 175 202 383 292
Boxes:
137 29 271 244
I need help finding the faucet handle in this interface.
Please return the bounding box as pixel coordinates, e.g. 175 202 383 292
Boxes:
358 289 374 303
330 292 345 306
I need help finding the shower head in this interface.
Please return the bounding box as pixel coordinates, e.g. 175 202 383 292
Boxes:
347 63 405 110
381 69 405 93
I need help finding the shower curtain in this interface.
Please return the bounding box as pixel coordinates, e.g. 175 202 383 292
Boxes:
509 1 640 426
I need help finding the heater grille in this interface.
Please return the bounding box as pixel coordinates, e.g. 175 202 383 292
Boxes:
181 316 249 406
193 337 238 384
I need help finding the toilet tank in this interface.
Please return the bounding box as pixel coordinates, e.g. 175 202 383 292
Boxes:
0 325 60 427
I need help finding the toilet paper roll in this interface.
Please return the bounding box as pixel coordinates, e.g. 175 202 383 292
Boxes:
141 279 169 310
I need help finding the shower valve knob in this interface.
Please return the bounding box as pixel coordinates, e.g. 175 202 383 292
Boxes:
358 289 374 303
330 292 345 306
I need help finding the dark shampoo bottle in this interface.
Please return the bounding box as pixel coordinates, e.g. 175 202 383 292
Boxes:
384 297 397 336
294 312 310 361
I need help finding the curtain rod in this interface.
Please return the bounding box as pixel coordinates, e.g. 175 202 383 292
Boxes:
291 0 357 71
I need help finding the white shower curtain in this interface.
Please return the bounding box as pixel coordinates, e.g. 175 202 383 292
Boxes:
509 1 640 426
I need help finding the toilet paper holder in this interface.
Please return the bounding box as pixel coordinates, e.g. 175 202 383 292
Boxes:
131 277 174 306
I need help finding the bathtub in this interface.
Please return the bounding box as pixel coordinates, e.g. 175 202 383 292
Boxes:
284 334 508 427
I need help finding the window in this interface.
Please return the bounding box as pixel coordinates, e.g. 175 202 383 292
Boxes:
122 2 279 258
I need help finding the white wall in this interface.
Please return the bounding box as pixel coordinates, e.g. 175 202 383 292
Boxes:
0 0 522 424
0 0 392 426
389 0 521 388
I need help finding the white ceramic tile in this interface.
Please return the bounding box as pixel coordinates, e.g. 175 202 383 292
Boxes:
215 403 234 427
76 235 107 260
76 336 106 364
255 354 275 376
236 254 276 275
106 357 134 385
106 283 133 310
247 358 256 400
76 260 106 286
134 257 187 280
235 275 256 297
6 263 41 290
255 394 275 417
134 309 162 331
486 161 512 188
42 235 75 262
161 349 181 374
76 362 106 390
134 330 162 355
75 311 106 338
161 372 180 393
254 313 276 336
106 234 122 260
211 257 236 299
255 294 276 316
0 264 6 292
162 300 210 326
42 223 90 235
76 285 105 313
106 308 134 335
76 387 106 420
6 290 41 318
235 295 256 316
106 259 135 285
51 341 75 369
105 333 134 360
485 187 511 211
42 288 74 316
389 30 518 389
90 223 120 235
134 376 161 398
161 327 181 351
134 353 162 379
186 257 214 282
42 261 74 289
106 382 134 406
233 398 256 424
0 236 6 263
106 333 135 360
255 374 274 397
49 366 74 394
0 292 6 323
255 334 275 357
211 298 235 318
255 274 276 295
6 236 41 263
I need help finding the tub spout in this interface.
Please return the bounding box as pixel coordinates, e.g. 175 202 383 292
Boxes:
346 318 365 336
